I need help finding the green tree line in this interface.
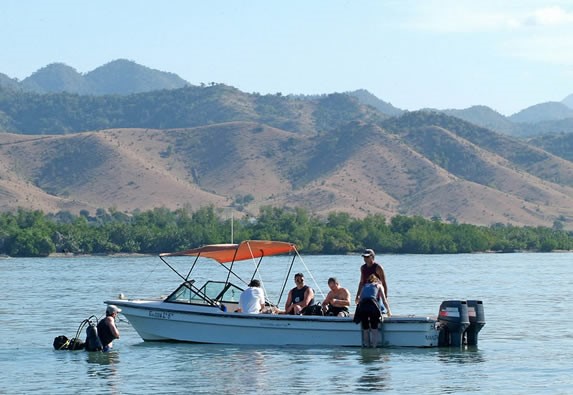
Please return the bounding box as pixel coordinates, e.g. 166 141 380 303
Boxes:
0 206 571 257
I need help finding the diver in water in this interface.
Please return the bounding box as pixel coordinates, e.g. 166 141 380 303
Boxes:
97 305 121 351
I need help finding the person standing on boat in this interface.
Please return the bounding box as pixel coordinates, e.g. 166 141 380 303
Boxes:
284 273 315 315
238 279 266 314
355 274 391 347
97 305 121 352
321 277 351 317
355 249 388 305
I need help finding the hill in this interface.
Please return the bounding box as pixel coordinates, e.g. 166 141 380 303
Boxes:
529 132 573 163
0 85 385 135
509 102 573 123
84 59 190 95
0 59 573 138
10 59 190 95
1 113 573 229
1 72 573 229
441 105 522 136
563 93 573 109
345 89 404 116
0 73 20 91
4 59 573 139
21 63 90 94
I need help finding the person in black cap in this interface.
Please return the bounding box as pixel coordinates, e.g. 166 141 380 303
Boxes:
355 249 388 305
97 305 121 351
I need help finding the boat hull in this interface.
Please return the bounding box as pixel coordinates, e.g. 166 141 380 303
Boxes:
106 300 440 347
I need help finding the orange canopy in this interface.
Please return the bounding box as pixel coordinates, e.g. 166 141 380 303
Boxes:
159 240 296 263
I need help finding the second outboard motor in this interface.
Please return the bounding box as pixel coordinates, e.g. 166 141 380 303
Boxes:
466 300 485 346
438 300 470 347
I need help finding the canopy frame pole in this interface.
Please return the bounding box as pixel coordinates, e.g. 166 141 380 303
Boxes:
277 254 297 306
223 244 242 287
185 255 201 281
160 255 195 283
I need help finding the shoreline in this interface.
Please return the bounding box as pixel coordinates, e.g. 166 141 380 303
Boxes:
41 249 573 258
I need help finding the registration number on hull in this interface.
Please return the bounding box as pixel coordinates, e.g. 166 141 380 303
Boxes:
148 310 174 320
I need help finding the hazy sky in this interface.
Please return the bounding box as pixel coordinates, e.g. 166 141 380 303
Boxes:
2 0 573 115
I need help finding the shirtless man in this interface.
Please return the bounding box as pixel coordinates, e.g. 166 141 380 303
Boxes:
355 249 388 305
97 305 121 352
321 277 351 317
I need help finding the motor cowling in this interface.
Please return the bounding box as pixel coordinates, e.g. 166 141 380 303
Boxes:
438 300 470 347
466 300 485 346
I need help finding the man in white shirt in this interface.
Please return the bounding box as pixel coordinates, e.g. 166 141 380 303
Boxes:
239 279 265 314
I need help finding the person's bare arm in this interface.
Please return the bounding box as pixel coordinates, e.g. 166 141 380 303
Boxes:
322 291 334 308
378 285 391 317
109 317 120 338
377 266 388 297
301 288 315 309
356 272 364 304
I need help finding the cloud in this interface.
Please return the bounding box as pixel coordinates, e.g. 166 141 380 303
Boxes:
524 6 573 26
403 3 573 32
400 2 573 65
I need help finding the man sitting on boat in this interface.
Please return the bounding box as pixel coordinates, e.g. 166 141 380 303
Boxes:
284 273 315 315
321 277 351 317
238 279 265 314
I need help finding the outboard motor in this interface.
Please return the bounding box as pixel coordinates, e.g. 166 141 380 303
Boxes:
465 300 485 346
438 300 470 347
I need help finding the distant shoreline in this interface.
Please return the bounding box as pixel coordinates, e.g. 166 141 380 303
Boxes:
42 249 573 258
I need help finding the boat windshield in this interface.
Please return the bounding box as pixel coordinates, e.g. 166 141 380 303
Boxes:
166 280 244 305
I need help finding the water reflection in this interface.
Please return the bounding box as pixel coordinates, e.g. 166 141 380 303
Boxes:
354 348 389 392
436 347 488 394
86 350 120 366
86 351 120 394
437 346 486 364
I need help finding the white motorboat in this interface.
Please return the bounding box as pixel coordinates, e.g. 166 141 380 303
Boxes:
105 240 485 347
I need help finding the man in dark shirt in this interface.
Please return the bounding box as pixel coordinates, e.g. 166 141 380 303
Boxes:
97 305 121 351
284 273 315 314
355 249 388 305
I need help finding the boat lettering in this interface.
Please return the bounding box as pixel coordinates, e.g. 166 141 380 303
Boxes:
425 334 438 341
261 322 291 328
149 311 174 320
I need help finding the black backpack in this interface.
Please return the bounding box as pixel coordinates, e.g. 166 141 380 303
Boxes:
301 302 324 316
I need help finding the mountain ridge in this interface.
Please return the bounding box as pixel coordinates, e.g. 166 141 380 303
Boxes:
1 115 573 229
2 59 573 128
1 61 573 229
15 59 190 95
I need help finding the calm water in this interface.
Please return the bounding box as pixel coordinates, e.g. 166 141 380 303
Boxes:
1 253 572 394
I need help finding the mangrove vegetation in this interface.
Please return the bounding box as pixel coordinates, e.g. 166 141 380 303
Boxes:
0 206 571 257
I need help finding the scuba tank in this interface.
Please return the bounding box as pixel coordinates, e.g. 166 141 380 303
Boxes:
84 320 103 352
